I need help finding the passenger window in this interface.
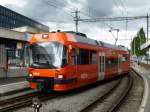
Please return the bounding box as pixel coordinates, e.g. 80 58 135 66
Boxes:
106 58 118 68
62 46 68 66
77 49 89 65
71 48 76 65
122 54 128 62
90 51 96 64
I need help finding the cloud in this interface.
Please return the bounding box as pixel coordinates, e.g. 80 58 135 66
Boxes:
85 0 114 17
4 0 73 23
1 0 150 48
0 0 22 6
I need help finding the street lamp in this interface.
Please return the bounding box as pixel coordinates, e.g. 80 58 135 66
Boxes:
109 27 120 45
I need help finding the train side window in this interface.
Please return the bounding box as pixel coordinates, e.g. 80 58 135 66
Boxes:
62 46 68 66
71 48 76 65
90 51 96 64
99 56 101 72
121 57 126 62
77 48 89 65
106 58 118 68
122 54 128 62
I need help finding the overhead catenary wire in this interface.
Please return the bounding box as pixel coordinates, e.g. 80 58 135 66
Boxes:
41 0 114 32
118 0 127 15
42 0 74 17
113 0 124 17
79 16 148 22
48 0 92 19
30 0 131 43
29 0 75 28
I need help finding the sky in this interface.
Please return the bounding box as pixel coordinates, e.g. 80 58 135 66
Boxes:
1 0 150 48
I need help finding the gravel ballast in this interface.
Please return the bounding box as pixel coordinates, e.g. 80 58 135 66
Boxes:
16 77 122 112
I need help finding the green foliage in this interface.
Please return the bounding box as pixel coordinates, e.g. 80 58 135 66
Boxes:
131 28 148 57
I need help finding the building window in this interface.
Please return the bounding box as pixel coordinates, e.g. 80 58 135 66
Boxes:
7 49 24 67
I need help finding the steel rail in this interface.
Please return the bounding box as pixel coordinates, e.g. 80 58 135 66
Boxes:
0 90 39 106
80 75 125 112
108 73 133 112
0 92 58 112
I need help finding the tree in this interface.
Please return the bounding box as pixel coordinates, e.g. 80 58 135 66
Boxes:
131 28 147 57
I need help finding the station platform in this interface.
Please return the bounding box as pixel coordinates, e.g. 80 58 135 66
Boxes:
0 77 26 85
0 77 30 96
132 63 150 112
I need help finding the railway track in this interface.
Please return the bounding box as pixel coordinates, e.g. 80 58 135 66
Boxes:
0 77 121 112
0 91 58 112
0 90 39 106
0 71 141 112
80 73 133 112
116 69 144 112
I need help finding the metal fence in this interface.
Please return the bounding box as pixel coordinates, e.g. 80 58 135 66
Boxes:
7 49 24 67
0 45 28 78
0 44 6 77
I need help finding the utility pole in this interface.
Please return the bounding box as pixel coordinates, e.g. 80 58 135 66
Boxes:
147 14 149 64
130 37 133 55
126 19 128 36
147 14 149 41
72 10 80 32
134 38 135 55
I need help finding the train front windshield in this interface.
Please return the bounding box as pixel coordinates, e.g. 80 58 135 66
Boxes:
29 42 68 69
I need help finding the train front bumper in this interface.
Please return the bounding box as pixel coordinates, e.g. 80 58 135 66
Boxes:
26 77 77 84
27 77 77 90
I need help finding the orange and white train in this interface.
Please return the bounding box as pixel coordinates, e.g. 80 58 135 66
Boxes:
27 31 130 91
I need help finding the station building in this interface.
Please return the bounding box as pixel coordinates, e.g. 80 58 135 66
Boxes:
0 5 49 78
0 5 49 32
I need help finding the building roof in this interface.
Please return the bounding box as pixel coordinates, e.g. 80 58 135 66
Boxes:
0 28 29 41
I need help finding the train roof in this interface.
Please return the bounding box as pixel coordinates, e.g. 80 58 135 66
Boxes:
65 31 128 51
30 31 128 51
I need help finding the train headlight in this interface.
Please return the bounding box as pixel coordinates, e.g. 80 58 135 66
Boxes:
42 34 49 39
58 75 63 79
29 74 33 77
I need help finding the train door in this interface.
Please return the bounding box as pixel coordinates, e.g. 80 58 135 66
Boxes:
98 52 105 80
0 44 7 78
118 54 122 74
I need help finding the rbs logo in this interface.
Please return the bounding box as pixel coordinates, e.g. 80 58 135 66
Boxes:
33 72 40 76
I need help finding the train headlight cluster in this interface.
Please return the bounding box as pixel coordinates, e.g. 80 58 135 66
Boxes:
58 75 63 79
29 74 33 77
42 34 49 39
